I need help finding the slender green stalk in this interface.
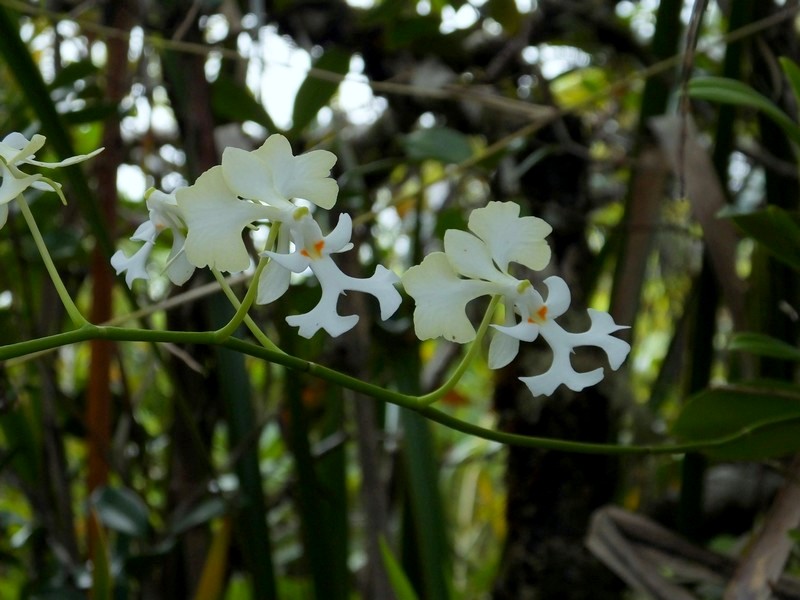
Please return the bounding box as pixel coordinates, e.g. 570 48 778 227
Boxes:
211 223 284 352
211 269 282 353
417 295 500 406
16 193 89 327
1 323 792 455
211 260 266 341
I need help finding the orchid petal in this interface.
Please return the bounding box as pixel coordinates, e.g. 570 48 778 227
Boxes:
288 305 359 338
582 309 631 370
177 166 274 272
444 229 510 284
468 201 552 272
24 146 104 168
401 252 499 343
0 132 31 153
540 276 571 319
285 269 357 338
288 149 337 181
0 133 101 210
251 134 295 192
488 331 521 369
0 132 99 196
0 164 40 205
282 165 338 209
222 146 294 209
257 260 292 304
223 134 338 209
257 227 292 305
405 200 629 396
520 368 604 397
30 179 57 193
325 213 354 253
131 220 157 243
491 321 540 343
111 242 154 287
488 299 522 369
146 189 185 231
335 264 402 320
289 211 325 251
263 250 311 273
516 310 630 396
285 260 400 338
259 210 399 333
0 133 45 162
257 135 338 208
165 231 195 285
111 187 192 286
35 175 69 205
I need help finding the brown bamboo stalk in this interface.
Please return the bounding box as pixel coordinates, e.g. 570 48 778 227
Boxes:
86 0 134 558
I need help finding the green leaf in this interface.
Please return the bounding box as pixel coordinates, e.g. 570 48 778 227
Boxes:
90 520 112 600
90 486 150 538
223 574 253 600
213 296 277 600
167 495 227 537
779 57 800 112
193 518 233 600
672 382 800 459
28 589 85 600
400 409 451 599
402 127 472 164
486 0 521 33
61 103 119 125
48 59 98 91
211 75 278 131
729 332 800 362
551 67 609 108
282 372 347 600
385 17 441 50
688 76 800 146
379 536 420 600
0 399 41 486
290 47 351 135
724 205 800 271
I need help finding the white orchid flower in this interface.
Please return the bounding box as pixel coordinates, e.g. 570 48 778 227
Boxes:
257 223 292 305
175 134 338 274
221 134 338 210
492 277 630 396
401 201 630 397
176 165 280 272
263 208 402 338
111 189 194 287
402 201 551 344
0 132 102 228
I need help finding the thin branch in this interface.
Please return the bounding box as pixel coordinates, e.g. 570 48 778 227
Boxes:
0 0 796 121
678 0 711 198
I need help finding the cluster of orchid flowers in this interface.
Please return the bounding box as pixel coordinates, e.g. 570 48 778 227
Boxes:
1 131 631 398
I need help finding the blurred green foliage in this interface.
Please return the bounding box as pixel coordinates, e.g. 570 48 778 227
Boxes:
1 0 800 598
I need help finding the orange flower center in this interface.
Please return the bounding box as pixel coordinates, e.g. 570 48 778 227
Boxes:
527 305 548 324
300 239 326 259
